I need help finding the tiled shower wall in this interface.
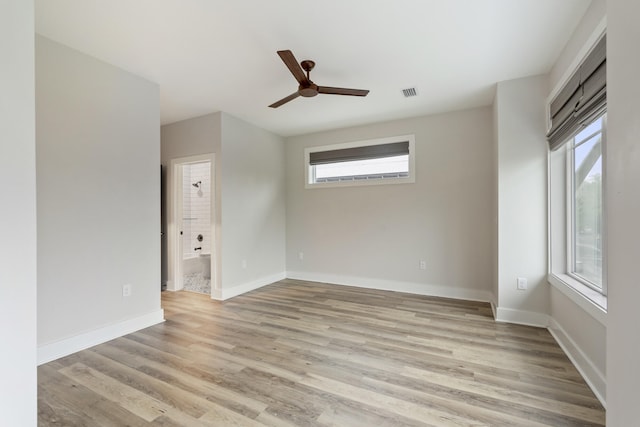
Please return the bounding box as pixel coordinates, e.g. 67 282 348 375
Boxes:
182 162 211 258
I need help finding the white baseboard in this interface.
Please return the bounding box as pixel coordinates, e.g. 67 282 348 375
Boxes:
494 306 549 328
38 309 165 365
286 271 493 303
548 317 606 408
212 272 286 301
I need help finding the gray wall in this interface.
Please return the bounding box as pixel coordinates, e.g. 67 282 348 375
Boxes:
607 0 640 423
161 112 222 163
0 0 37 423
285 108 494 301
548 0 606 95
491 87 500 310
36 36 162 351
220 113 287 294
494 75 549 325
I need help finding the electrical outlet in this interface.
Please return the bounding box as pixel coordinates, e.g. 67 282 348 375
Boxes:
517 277 528 290
419 260 427 270
299 252 304 261
122 284 132 297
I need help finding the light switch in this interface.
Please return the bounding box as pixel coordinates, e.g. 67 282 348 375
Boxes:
517 277 528 290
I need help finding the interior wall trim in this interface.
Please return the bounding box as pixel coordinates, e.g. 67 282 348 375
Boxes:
37 309 164 365
286 271 493 303
494 306 549 328
212 272 287 301
548 317 606 408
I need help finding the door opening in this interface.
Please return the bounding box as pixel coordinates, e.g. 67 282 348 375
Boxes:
167 154 216 297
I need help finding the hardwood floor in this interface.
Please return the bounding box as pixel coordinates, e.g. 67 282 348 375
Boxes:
38 279 605 426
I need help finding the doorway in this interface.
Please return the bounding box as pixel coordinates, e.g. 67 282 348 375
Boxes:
167 154 216 296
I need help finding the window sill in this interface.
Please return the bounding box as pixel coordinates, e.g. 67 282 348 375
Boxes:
305 176 415 189
548 273 607 326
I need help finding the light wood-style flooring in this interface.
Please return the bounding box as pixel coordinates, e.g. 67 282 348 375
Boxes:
38 279 605 426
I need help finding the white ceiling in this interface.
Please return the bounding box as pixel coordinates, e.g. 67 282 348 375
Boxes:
35 0 591 137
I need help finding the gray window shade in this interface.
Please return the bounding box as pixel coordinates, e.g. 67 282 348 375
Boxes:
309 141 410 165
547 35 606 151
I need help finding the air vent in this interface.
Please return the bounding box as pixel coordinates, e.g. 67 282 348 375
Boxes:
402 87 418 97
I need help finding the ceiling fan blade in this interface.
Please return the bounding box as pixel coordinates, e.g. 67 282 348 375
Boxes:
269 91 300 108
277 50 309 85
318 86 369 96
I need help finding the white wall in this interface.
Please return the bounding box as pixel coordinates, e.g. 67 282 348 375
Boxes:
606 0 640 423
0 1 37 423
494 75 549 326
36 36 163 363
285 109 494 301
219 113 287 297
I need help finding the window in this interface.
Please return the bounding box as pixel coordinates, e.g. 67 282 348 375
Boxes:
569 115 605 293
547 33 607 307
305 135 415 188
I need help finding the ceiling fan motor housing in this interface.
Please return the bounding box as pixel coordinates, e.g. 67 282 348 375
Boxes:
299 83 319 97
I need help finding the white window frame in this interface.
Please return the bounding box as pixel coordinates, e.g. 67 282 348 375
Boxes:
304 135 416 189
548 115 607 316
565 115 607 296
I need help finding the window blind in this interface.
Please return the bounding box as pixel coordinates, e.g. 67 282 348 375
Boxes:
309 141 409 165
547 35 606 151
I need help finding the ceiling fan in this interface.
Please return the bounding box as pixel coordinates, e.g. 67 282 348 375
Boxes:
269 50 369 108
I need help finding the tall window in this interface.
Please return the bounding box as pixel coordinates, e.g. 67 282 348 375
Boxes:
547 34 606 305
570 115 605 292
